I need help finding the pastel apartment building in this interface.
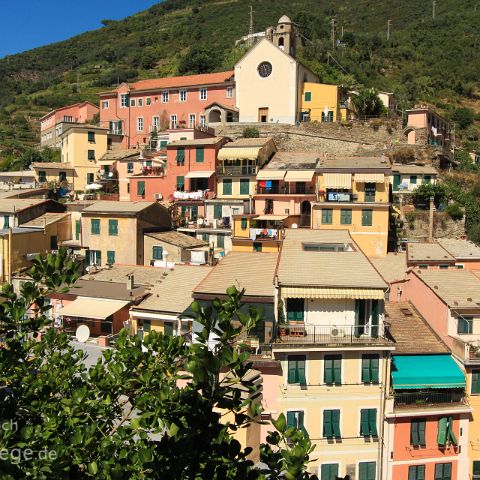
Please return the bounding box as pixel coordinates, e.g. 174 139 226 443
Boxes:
272 229 392 478
384 302 470 480
301 83 354 123
39 101 99 148
98 71 235 148
391 164 437 193
406 108 451 149
390 269 480 478
312 155 392 257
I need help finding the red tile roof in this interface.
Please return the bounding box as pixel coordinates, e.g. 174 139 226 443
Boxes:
129 71 234 92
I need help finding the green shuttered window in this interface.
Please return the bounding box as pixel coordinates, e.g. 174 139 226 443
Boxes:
410 418 426 446
176 176 185 191
241 218 248 229
240 178 249 195
472 371 480 394
91 219 100 235
75 220 81 240
323 410 341 439
359 461 376 480
196 147 204 163
437 417 457 446
214 204 223 219
223 179 232 195
362 209 373 226
362 354 379 383
108 219 118 236
320 463 338 480
473 460 480 479
434 463 452 480
321 208 333 224
324 355 341 385
304 91 312 102
152 246 163 260
408 465 425 480
286 410 307 435
107 251 115 265
176 147 185 165
340 208 352 225
360 409 377 436
287 355 306 384
286 298 304 321
137 181 145 196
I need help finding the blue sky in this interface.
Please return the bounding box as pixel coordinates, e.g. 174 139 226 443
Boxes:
0 0 161 58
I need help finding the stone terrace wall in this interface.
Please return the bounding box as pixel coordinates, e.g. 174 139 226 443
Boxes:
214 119 405 155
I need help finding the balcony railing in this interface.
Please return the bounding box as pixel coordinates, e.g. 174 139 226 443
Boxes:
393 390 466 408
274 324 391 345
321 192 356 203
217 165 257 176
249 228 280 241
257 186 316 195
450 336 480 364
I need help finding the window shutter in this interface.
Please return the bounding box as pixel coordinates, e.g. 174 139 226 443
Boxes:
362 356 371 383
298 411 307 436
241 218 248 229
371 355 379 383
417 465 425 480
286 411 295 428
354 300 361 337
333 356 341 384
107 251 115 265
359 462 367 480
323 410 333 438
411 420 419 445
418 419 426 445
371 300 379 337
196 147 204 163
369 409 377 436
164 322 173 336
473 371 480 394
214 204 222 219
240 178 249 195
434 464 442 480
324 358 333 384
288 357 298 384
447 417 458 445
75 220 81 240
332 409 341 438
223 179 232 195
360 409 369 436
437 417 448 446
297 357 306 384
137 181 145 195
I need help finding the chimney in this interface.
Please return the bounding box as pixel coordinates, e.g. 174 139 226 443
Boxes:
127 274 134 291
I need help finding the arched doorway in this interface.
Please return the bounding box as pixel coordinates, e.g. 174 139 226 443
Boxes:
300 201 311 227
208 109 222 123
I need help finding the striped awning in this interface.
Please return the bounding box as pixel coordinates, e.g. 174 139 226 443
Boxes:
355 172 385 183
281 286 385 299
59 298 129 320
257 170 286 180
323 173 352 189
185 171 214 179
217 147 261 161
284 170 315 182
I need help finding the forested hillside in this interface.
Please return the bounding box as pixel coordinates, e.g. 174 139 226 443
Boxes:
1 0 480 167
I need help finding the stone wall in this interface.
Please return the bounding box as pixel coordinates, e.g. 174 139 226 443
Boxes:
214 119 404 155
402 210 466 242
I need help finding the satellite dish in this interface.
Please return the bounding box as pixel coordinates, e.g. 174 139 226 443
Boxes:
197 218 204 226
75 325 90 343
108 171 113 178
291 223 298 229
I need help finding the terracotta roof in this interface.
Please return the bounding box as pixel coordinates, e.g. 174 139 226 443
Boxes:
39 101 99 121
82 264 171 286
20 212 69 228
32 162 74 170
0 170 35 178
133 265 212 314
145 231 208 248
193 252 278 298
222 138 273 147
391 164 438 175
385 302 450 355
413 269 480 309
127 71 234 92
406 242 454 263
262 152 319 170
168 137 225 147
277 229 387 289
437 238 480 260
370 253 407 284
99 149 140 161
317 155 391 171
67 279 146 301
82 200 155 214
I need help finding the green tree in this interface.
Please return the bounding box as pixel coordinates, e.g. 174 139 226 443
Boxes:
0 250 317 479
452 107 474 130
351 88 386 117
179 45 220 74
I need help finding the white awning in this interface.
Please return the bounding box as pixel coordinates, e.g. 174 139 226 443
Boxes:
217 147 261 161
185 171 214 179
284 170 315 182
256 170 286 180
355 172 385 183
323 173 352 189
98 159 117 166
59 298 129 319
255 215 288 221
281 286 385 299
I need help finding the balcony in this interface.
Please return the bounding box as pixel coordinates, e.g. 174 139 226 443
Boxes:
393 390 467 409
320 191 356 203
249 228 281 241
257 185 316 196
174 190 215 201
273 324 391 346
450 336 480 365
138 166 164 177
217 165 257 176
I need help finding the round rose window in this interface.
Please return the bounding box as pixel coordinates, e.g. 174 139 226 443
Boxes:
257 61 273 78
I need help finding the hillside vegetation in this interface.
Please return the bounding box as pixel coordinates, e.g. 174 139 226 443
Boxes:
1 0 480 165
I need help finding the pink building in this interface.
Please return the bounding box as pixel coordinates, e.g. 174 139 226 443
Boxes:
39 101 99 148
99 71 235 148
255 152 318 227
405 107 451 149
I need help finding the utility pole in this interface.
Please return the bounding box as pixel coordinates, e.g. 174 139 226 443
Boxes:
248 6 254 47
432 0 436 20
331 18 336 50
387 19 392 41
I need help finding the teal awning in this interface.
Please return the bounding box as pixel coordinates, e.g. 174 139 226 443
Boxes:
391 355 465 390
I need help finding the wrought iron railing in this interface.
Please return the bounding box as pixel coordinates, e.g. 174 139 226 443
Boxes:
393 390 466 408
216 165 257 176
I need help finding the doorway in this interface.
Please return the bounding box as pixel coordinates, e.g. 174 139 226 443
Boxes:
258 108 269 123
300 200 311 227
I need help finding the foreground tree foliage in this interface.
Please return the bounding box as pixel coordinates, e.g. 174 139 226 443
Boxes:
0 250 317 479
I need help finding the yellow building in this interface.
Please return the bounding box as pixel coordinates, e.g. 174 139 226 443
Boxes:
33 124 111 191
273 229 392 478
312 156 391 257
231 214 287 252
80 200 171 267
301 82 354 123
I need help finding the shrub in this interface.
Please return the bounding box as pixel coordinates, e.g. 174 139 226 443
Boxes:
243 126 259 138
446 203 464 220
452 107 474 130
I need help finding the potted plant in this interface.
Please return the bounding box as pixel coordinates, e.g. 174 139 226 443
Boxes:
277 299 288 337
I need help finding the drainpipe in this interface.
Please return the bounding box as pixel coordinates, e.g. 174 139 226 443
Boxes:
428 195 435 242
378 348 389 480
8 226 12 283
